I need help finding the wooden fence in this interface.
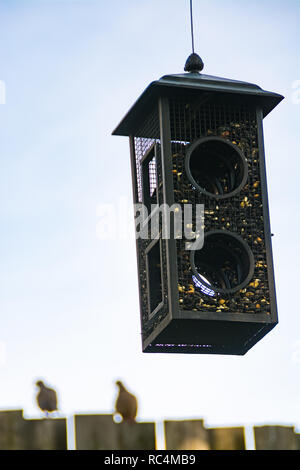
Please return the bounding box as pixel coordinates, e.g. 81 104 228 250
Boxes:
0 410 299 450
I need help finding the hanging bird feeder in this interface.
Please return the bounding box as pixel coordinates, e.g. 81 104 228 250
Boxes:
112 5 283 355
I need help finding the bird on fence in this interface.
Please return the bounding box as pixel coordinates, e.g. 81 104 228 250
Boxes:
115 380 138 424
35 380 58 418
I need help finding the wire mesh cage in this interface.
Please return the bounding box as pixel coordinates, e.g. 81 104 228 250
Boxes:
170 97 270 315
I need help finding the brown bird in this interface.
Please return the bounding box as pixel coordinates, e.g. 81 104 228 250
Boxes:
115 380 138 423
35 380 58 417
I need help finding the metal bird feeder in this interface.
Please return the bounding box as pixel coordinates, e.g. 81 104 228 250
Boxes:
112 55 283 355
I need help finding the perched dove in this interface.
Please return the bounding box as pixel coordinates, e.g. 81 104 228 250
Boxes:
35 380 58 417
115 380 138 423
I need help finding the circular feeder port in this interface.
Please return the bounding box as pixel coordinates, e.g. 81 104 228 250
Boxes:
186 137 248 198
191 230 254 295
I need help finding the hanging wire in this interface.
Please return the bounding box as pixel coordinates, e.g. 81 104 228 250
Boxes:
190 0 195 54
184 0 204 72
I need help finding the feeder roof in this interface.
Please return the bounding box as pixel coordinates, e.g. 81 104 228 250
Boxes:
112 72 284 136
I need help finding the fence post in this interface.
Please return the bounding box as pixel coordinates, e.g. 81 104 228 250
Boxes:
74 414 156 450
164 419 210 450
208 426 246 450
0 410 67 450
254 425 300 450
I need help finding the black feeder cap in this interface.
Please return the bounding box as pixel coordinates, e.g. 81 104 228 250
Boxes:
184 52 204 73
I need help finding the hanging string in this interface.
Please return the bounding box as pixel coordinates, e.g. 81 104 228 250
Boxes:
190 0 195 54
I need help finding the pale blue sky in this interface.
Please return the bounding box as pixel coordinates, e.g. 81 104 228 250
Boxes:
0 0 300 432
